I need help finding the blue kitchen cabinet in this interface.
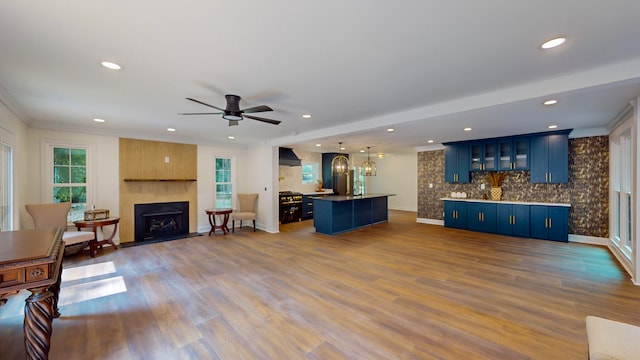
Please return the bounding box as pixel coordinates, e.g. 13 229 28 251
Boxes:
470 141 497 171
467 202 497 233
444 143 470 183
322 153 349 190
498 137 529 170
530 205 569 242
496 203 530 237
444 200 468 229
530 131 570 183
302 195 314 220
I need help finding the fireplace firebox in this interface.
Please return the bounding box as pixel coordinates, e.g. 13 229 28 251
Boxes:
134 201 189 242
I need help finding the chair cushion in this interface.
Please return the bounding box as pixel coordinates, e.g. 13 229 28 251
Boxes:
232 212 255 221
586 316 640 360
63 231 95 245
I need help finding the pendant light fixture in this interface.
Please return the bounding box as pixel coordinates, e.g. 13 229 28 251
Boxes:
361 146 377 176
331 142 350 175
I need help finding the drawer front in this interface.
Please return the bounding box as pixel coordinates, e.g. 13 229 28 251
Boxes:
26 265 49 282
0 268 24 288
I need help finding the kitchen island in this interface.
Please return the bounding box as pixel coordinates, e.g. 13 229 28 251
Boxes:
312 193 395 235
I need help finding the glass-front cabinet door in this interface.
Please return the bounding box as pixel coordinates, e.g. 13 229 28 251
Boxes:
470 142 496 171
498 138 529 170
483 143 496 171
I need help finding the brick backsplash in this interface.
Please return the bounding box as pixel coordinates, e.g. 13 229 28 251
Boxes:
418 136 609 237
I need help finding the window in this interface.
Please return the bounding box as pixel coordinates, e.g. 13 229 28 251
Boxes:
610 126 633 259
215 157 233 208
0 142 12 231
301 162 318 185
52 146 87 222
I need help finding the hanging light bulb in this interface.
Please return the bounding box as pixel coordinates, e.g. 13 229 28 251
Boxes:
361 146 377 176
331 142 350 176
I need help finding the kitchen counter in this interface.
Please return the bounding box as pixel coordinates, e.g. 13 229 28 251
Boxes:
303 191 334 195
440 198 571 207
313 193 396 201
313 194 394 235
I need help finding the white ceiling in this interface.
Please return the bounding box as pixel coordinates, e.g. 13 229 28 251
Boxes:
2 1 640 157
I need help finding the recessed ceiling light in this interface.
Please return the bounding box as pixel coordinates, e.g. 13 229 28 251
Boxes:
302 114 312 119
464 127 472 131
360 149 365 153
167 128 176 132
543 99 558 106
315 143 321 147
541 37 566 49
340 146 346 151
427 140 434 143
548 125 558 129
386 128 395 132
93 118 105 123
100 61 122 70
227 135 235 140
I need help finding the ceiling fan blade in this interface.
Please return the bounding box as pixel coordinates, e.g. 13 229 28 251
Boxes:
241 105 273 113
179 112 223 115
228 120 239 126
186 97 226 111
244 114 281 125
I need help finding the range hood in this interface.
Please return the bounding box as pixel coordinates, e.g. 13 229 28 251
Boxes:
279 147 302 166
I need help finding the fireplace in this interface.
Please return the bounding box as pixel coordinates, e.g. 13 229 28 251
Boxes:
134 201 189 242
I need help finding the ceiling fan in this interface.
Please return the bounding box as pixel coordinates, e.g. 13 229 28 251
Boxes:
180 94 281 126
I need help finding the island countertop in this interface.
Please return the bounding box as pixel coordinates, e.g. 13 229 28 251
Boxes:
312 193 396 202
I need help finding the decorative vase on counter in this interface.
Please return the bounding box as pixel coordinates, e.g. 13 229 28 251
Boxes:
490 187 502 201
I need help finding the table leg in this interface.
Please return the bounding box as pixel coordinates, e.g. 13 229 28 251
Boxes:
208 213 215 236
99 223 120 249
24 285 55 360
222 213 230 234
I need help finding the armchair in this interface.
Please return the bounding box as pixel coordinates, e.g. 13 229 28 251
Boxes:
231 193 258 232
25 202 95 256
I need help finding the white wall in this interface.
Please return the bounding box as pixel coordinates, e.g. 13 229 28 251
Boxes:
24 129 120 230
0 102 28 230
196 144 249 233
247 144 279 233
365 153 418 212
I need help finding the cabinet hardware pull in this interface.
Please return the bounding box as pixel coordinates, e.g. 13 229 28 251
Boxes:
509 215 512 224
513 216 516 225
549 218 552 228
478 213 481 221
549 173 552 182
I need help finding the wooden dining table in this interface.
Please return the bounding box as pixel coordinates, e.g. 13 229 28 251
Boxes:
0 227 65 360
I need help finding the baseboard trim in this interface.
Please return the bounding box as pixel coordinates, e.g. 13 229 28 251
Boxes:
416 218 444 226
568 234 608 246
390 206 418 212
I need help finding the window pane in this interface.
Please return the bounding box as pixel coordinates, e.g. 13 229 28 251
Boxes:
70 149 86 166
54 148 70 165
71 166 86 183
302 173 314 182
69 203 86 222
71 186 86 203
53 187 70 203
54 166 70 183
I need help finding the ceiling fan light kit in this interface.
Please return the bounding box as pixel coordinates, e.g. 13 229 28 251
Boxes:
181 94 281 126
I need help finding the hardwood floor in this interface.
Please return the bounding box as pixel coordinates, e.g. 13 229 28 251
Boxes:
2 210 640 359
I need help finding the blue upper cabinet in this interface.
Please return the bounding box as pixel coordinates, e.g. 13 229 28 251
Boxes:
470 141 497 171
530 130 570 183
444 143 470 183
498 137 529 170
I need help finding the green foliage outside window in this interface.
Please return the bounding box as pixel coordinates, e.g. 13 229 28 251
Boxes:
53 147 87 221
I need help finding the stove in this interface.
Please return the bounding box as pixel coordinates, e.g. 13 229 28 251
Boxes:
279 191 303 223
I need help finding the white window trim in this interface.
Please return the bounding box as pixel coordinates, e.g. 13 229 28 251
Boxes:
41 140 95 220
214 155 237 210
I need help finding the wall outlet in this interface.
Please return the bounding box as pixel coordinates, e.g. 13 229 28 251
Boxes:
480 183 485 190
429 183 433 188
164 156 170 163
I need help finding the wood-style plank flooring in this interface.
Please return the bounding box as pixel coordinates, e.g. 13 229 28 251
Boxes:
2 210 640 359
